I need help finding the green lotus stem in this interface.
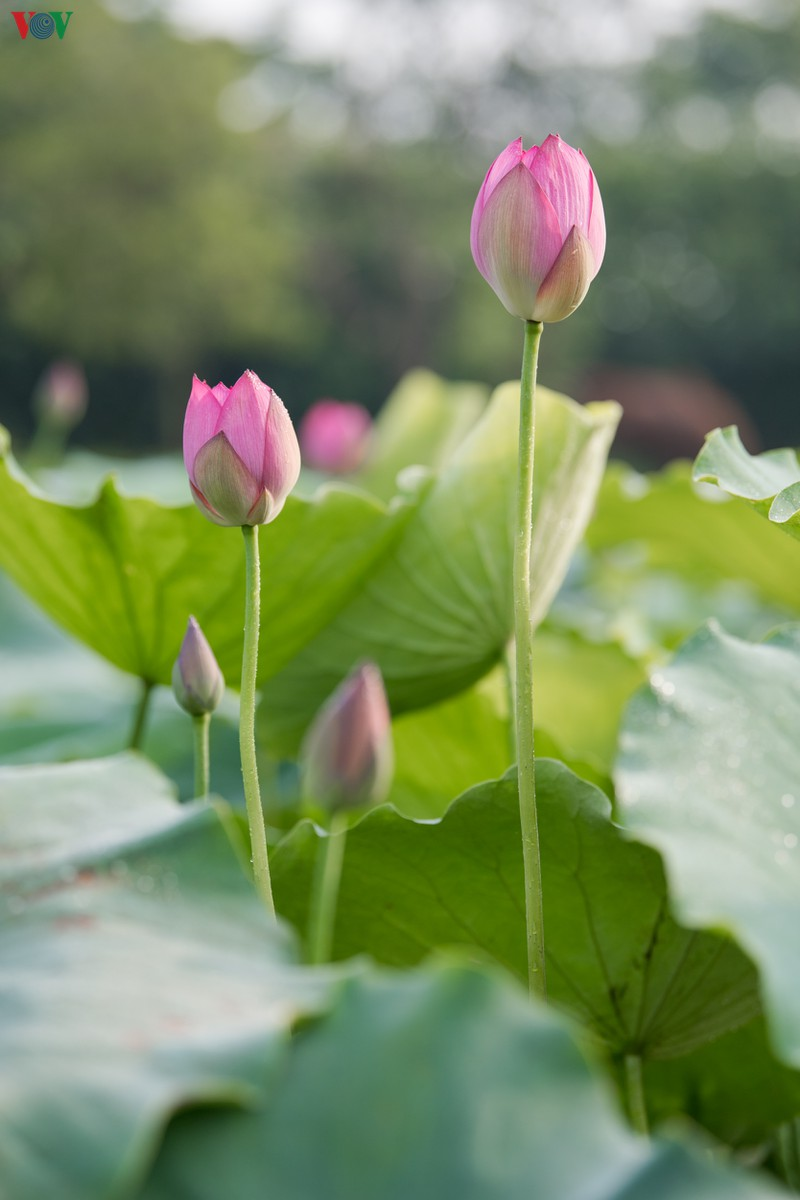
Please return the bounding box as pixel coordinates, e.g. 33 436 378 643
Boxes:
624 1054 649 1136
514 319 546 1000
26 421 67 470
240 524 275 915
308 811 348 964
192 712 211 797
128 678 154 751
775 1120 799 1192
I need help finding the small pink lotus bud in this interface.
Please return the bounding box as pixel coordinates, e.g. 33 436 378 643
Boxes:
302 662 393 811
470 135 606 324
172 616 225 716
34 359 88 428
300 399 372 474
182 370 301 526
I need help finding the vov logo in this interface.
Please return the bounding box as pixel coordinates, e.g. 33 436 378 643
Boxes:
11 11 73 39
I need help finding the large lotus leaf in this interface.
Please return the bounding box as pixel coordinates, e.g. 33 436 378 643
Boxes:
641 1016 798 1150
272 760 760 1061
586 462 798 613
139 965 784 1200
0 424 407 686
615 622 799 1065
259 385 621 754
693 426 799 540
356 368 488 500
0 754 339 1200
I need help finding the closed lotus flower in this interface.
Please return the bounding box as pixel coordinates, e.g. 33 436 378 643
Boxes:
302 662 393 812
172 615 225 717
300 399 372 474
183 370 301 526
470 134 606 323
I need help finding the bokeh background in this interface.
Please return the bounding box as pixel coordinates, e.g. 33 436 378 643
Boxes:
0 0 798 465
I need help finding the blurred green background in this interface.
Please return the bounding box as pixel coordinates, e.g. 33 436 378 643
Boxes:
0 0 798 463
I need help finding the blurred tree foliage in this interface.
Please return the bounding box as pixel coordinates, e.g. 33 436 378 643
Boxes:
0 0 797 451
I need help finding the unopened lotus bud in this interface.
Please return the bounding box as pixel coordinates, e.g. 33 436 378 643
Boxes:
183 370 301 527
172 616 225 716
33 360 88 429
471 134 606 323
302 662 393 811
300 399 372 474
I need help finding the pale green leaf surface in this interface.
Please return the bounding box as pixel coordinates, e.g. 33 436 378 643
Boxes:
272 760 760 1060
140 965 784 1200
768 481 799 531
259 385 620 753
0 754 338 1200
693 427 799 539
616 622 799 1065
388 674 512 819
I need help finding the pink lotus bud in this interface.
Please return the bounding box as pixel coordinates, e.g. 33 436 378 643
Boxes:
470 135 606 324
302 662 393 811
172 616 225 716
299 399 372 474
34 359 88 427
183 370 301 526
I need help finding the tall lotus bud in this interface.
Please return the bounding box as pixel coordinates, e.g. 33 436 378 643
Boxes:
183 370 301 526
302 662 393 811
33 359 88 429
300 399 372 474
172 616 225 716
471 135 606 323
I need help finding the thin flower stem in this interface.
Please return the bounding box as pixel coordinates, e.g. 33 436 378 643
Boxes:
624 1053 649 1136
308 810 349 965
240 524 275 915
775 1120 799 1192
192 712 211 797
128 679 154 751
514 319 546 1000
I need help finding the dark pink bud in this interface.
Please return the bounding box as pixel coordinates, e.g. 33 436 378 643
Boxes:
300 400 372 474
172 616 225 716
182 370 301 527
301 662 393 811
470 134 605 323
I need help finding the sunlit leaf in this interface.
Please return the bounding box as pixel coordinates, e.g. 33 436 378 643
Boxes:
616 622 799 1065
693 426 799 539
259 385 620 753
